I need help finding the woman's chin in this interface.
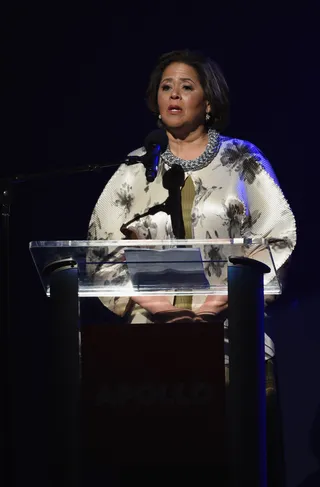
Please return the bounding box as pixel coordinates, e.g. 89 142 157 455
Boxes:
163 119 184 129
163 122 196 138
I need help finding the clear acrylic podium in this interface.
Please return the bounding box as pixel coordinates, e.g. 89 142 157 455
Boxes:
29 237 280 485
30 237 280 297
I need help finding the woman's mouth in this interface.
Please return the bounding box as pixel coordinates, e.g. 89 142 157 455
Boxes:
167 105 183 114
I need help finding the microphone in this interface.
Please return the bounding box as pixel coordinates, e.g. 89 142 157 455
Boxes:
144 129 168 182
125 129 168 183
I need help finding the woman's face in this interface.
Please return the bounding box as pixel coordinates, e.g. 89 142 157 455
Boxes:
157 62 210 132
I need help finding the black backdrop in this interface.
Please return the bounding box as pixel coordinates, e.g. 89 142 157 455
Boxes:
2 3 320 486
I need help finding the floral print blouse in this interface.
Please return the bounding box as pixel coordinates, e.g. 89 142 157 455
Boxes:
87 136 297 362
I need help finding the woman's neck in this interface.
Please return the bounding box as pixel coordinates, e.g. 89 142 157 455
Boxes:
166 126 209 161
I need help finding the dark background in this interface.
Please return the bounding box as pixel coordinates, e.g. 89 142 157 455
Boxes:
2 3 320 486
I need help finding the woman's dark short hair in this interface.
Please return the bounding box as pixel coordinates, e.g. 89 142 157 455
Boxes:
146 49 230 131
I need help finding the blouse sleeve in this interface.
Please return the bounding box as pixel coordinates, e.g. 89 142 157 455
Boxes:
239 140 297 287
87 147 147 317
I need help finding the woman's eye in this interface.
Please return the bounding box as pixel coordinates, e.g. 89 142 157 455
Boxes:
183 85 193 90
161 84 171 91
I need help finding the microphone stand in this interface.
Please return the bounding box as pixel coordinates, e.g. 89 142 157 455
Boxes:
0 181 13 482
0 156 183 483
120 200 170 238
0 157 138 339
0 158 134 485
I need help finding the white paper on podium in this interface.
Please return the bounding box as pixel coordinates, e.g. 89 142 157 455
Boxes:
124 247 210 290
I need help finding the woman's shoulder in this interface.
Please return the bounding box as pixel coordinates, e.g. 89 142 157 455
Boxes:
218 135 279 186
105 146 147 183
220 135 265 155
127 146 147 157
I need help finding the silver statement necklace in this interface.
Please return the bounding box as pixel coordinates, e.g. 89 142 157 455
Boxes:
161 128 221 172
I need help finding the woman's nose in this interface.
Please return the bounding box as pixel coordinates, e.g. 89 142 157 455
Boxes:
170 89 181 99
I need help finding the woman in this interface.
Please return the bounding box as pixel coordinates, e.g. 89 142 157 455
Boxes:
87 49 296 483
88 49 296 325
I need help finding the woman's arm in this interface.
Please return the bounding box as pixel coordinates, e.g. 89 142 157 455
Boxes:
130 295 176 314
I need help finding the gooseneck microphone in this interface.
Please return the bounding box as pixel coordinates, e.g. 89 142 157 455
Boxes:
125 129 168 183
124 129 185 239
144 129 168 182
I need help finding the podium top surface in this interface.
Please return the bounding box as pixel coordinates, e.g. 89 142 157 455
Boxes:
29 238 281 297
30 237 268 248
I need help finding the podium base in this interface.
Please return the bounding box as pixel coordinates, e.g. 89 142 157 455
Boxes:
81 321 225 477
